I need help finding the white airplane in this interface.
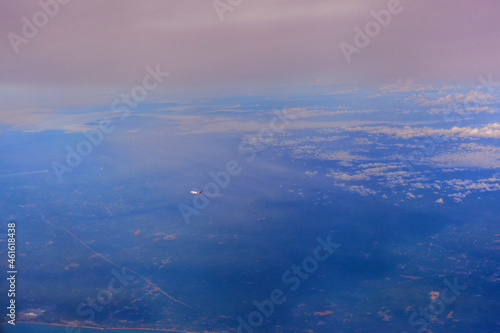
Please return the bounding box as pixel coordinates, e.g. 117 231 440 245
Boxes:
190 190 203 194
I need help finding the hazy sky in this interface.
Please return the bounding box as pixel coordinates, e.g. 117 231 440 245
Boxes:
1 0 500 106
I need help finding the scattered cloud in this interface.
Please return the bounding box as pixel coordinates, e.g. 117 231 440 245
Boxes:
428 106 497 114
348 123 500 139
327 170 370 181
406 192 416 199
327 88 359 95
379 79 434 93
430 143 500 169
347 185 377 196
418 90 496 106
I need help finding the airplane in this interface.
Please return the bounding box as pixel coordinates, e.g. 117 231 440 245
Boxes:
190 190 203 194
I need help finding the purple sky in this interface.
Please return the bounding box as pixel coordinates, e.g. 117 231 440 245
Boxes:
1 0 500 101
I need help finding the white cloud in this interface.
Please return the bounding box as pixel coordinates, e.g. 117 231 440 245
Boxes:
285 108 376 119
348 185 377 196
406 192 416 199
327 170 370 181
428 106 497 114
379 79 434 93
311 151 370 164
348 123 500 139
431 143 500 169
326 88 358 95
465 182 500 191
418 90 496 106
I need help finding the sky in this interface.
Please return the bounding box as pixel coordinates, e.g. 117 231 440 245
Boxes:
1 0 500 106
